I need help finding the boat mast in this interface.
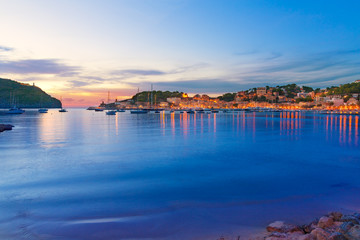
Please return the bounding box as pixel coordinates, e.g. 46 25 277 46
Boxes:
150 84 153 108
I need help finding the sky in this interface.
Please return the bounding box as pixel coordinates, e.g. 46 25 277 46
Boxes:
0 0 360 107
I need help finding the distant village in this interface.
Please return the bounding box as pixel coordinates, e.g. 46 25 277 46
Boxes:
100 80 360 111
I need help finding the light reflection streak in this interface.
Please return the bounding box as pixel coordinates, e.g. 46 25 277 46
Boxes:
171 112 175 136
323 114 359 146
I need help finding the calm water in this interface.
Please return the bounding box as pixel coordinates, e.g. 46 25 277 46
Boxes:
0 109 360 240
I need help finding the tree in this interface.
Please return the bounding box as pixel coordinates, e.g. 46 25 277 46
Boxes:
302 86 314 93
218 93 236 102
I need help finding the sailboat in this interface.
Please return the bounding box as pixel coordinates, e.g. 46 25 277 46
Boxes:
59 97 67 112
7 107 25 114
38 108 48 113
38 95 48 113
7 92 25 114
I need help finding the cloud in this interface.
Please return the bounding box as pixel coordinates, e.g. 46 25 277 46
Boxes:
139 79 249 92
112 69 166 76
263 52 283 61
0 46 13 52
66 76 105 87
0 59 79 74
68 80 92 87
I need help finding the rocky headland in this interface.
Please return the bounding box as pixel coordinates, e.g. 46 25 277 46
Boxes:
255 212 360 240
0 78 61 108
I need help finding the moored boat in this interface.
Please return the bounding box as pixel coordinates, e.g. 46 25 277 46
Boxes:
7 108 25 114
38 108 48 113
130 109 148 114
106 110 117 115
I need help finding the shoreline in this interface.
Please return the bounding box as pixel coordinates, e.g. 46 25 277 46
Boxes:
245 211 360 240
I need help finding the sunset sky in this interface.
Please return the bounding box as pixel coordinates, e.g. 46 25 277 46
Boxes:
1 0 360 106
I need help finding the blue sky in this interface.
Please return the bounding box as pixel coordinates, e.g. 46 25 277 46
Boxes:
0 0 359 105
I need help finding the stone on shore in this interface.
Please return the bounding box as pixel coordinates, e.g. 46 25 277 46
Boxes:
318 216 334 229
310 227 331 240
340 215 359 225
0 124 14 132
329 232 347 240
330 212 343 221
260 212 360 240
346 225 360 239
266 221 302 233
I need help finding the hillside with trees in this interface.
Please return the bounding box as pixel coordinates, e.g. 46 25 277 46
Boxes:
132 91 184 103
0 78 61 108
327 81 360 95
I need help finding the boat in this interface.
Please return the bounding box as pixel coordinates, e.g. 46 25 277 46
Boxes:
196 109 205 113
106 110 117 115
170 110 175 113
130 109 148 114
180 111 184 114
59 97 67 112
38 108 48 113
7 93 25 114
7 107 25 114
211 110 219 113
186 110 195 114
154 110 161 113
117 109 126 112
94 108 104 112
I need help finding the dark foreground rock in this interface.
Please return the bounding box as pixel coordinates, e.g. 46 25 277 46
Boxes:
0 124 14 132
259 212 360 240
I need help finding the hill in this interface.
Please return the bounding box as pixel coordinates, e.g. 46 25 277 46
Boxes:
327 81 360 95
132 91 184 103
0 78 61 108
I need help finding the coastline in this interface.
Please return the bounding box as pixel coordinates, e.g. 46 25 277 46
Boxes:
245 212 360 240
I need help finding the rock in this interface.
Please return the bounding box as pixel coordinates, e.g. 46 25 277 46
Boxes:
346 225 360 240
0 124 14 132
287 232 306 240
340 215 359 224
318 216 334 229
338 222 354 234
301 221 318 234
328 232 347 240
265 232 305 240
310 228 330 240
330 212 343 221
353 213 360 220
266 221 302 233
268 232 288 238
298 234 316 240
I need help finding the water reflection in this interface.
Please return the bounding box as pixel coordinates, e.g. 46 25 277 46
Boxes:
324 115 360 146
2 110 360 240
38 111 67 148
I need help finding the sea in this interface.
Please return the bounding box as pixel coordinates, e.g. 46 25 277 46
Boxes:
0 109 360 240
